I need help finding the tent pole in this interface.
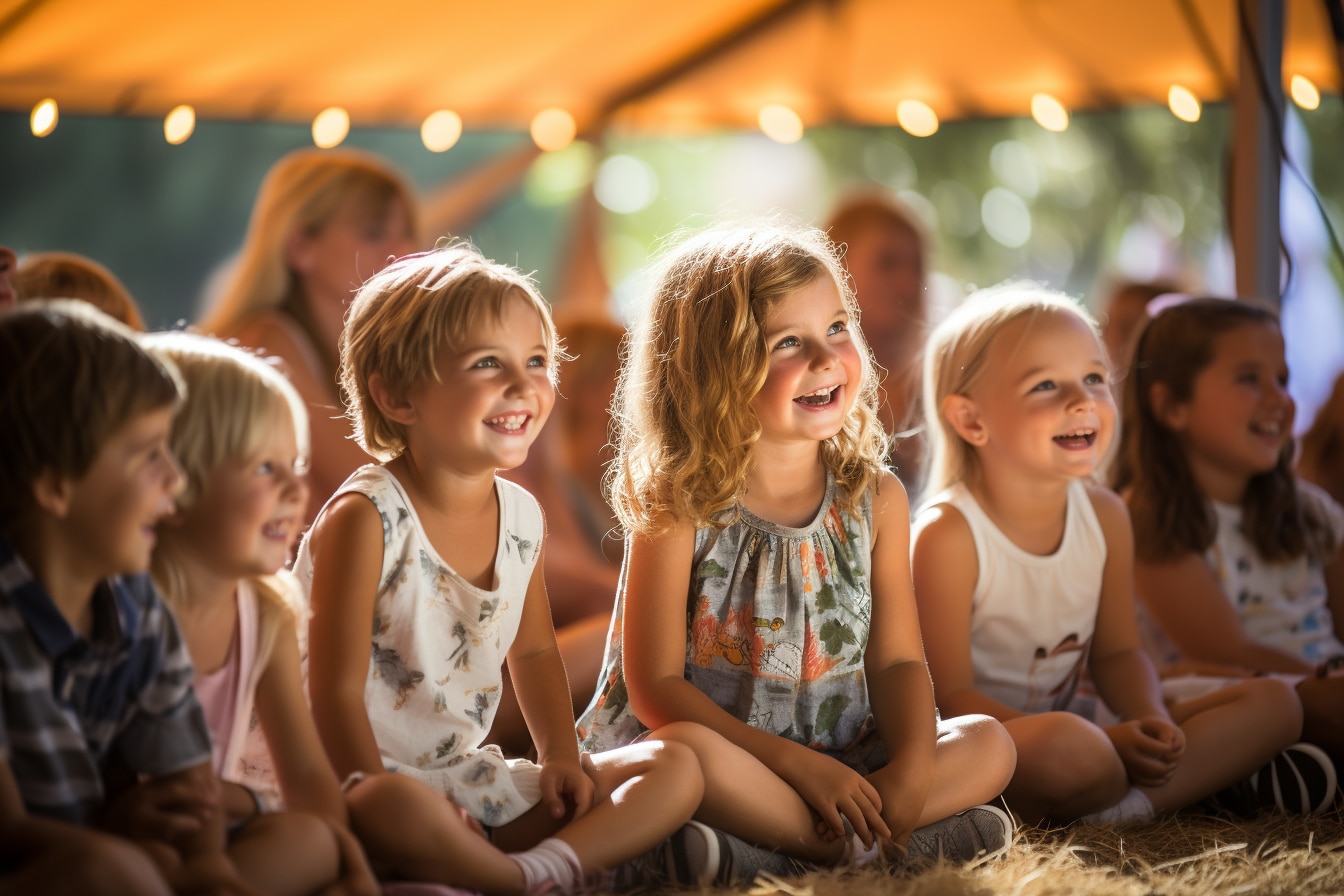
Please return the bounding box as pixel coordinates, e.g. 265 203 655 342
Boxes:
1230 0 1285 303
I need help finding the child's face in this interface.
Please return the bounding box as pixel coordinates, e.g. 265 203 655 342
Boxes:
404 292 555 475
176 408 309 578
751 275 864 449
60 405 183 577
1164 321 1293 496
964 310 1115 482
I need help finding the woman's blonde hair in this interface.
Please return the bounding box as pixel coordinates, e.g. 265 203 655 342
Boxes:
340 240 562 461
201 148 418 337
143 331 309 657
610 222 887 535
15 251 146 331
920 282 1103 508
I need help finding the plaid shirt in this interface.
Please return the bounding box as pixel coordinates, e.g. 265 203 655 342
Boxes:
0 538 212 824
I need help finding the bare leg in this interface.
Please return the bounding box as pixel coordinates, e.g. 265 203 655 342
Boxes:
347 772 526 895
228 810 340 896
1296 676 1344 768
0 831 171 896
913 714 1017 826
492 738 702 873
1002 712 1129 824
1142 677 1300 813
650 721 848 865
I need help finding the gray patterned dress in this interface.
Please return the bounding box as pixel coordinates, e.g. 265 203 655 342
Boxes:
293 465 544 826
578 474 888 770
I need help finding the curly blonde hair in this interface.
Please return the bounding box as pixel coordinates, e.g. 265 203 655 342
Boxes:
920 282 1103 509
340 240 562 461
610 222 887 535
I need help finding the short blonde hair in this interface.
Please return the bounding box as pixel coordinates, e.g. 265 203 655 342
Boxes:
143 332 308 658
921 282 1102 507
611 222 887 534
340 241 561 461
15 251 146 331
202 148 418 335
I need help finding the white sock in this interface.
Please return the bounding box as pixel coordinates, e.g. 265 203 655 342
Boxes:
1078 787 1155 824
841 830 881 867
510 838 584 896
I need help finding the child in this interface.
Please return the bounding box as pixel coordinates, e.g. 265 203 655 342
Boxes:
910 283 1307 826
578 223 1017 875
144 331 381 894
299 242 706 895
1114 295 1344 782
14 250 147 330
0 301 290 894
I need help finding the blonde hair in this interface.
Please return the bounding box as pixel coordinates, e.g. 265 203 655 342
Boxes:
921 282 1103 507
610 222 887 535
15 251 146 331
340 240 562 461
202 148 418 336
143 331 309 664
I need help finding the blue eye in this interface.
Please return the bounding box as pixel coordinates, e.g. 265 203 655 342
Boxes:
474 357 500 369
1085 372 1106 386
774 335 800 350
527 355 548 368
1030 380 1056 393
257 461 275 475
828 321 847 336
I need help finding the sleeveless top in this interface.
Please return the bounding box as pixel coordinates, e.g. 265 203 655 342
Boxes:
579 474 886 767
927 480 1106 713
292 464 545 826
193 581 262 779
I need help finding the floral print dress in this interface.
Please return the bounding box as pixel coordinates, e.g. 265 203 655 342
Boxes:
293 465 544 826
579 474 886 769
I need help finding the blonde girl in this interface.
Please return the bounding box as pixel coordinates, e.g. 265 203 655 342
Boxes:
146 332 379 895
1115 296 1344 782
201 148 419 520
911 283 1305 825
578 223 1017 876
300 242 705 895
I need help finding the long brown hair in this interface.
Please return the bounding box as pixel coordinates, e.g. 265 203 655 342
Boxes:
1114 297 1333 563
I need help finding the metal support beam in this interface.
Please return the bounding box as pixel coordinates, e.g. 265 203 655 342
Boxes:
1231 0 1284 303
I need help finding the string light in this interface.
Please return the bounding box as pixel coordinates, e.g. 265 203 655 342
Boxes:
758 104 804 143
30 98 58 137
530 108 576 152
312 107 349 148
164 105 195 144
421 110 462 152
896 99 939 137
1289 74 1320 110
1167 85 1201 122
1030 93 1069 132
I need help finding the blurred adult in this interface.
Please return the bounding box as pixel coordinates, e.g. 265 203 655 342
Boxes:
200 149 419 521
1097 278 1183 378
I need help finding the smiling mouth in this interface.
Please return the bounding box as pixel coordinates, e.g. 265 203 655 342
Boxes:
485 413 530 432
1250 421 1282 438
795 386 840 407
1053 428 1097 449
262 520 295 540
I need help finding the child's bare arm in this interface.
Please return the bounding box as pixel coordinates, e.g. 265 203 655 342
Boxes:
622 524 887 845
864 473 936 842
911 505 1024 722
506 542 594 819
254 612 348 826
307 493 390 779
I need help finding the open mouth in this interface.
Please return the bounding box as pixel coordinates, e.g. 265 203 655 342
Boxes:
1053 428 1097 449
262 520 294 540
485 413 530 432
795 385 840 408
1250 421 1282 438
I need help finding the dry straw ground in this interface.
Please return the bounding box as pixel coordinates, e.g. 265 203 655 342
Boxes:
645 809 1344 896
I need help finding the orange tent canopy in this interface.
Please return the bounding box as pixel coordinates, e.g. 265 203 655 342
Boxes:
0 0 1336 131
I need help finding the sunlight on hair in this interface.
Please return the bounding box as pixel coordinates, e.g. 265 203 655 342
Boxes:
30 98 58 137
421 109 463 152
164 105 195 144
312 107 350 149
1030 93 1069 132
1167 85 1201 123
531 108 576 152
896 99 939 137
758 104 804 144
1289 74 1320 111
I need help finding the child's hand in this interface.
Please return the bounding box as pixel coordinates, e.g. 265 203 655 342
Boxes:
864 764 926 848
1105 717 1185 787
100 774 218 844
778 745 889 848
322 822 381 896
539 754 596 821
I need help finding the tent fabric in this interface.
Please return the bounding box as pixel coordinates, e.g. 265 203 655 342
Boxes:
0 0 1337 132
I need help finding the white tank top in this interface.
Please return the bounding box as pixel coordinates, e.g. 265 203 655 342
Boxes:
928 479 1106 713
